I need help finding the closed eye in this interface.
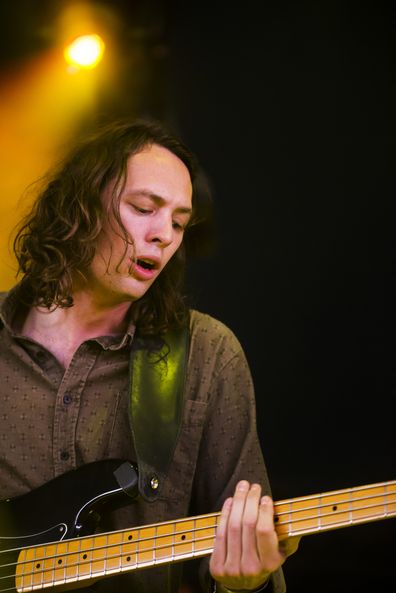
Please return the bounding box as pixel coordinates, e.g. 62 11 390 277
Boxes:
134 206 152 214
128 201 189 231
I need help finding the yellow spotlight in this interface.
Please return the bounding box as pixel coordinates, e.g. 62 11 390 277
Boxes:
64 34 105 69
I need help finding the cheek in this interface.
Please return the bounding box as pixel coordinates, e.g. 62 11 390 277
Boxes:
92 231 132 273
165 236 184 264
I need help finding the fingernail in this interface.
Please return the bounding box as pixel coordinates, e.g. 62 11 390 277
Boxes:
223 497 233 509
237 480 249 491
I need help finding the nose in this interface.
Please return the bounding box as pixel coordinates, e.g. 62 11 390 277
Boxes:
147 212 174 246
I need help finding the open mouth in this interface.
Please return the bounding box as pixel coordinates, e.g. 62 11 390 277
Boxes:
137 258 155 270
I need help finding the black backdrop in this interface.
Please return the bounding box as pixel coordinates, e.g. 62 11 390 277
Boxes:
1 1 394 591
164 3 395 591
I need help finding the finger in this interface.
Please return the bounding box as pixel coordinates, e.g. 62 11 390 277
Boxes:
224 480 250 570
210 497 232 576
241 483 262 571
256 496 284 572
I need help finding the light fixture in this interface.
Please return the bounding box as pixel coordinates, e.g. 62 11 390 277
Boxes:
64 34 105 69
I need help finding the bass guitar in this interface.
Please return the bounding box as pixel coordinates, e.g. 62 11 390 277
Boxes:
0 459 394 592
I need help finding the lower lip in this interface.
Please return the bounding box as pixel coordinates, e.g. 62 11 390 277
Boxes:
130 262 157 281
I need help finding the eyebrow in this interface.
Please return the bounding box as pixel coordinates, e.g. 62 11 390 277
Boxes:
126 189 193 216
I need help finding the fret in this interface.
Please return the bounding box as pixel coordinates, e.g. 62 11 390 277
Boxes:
40 542 51 588
15 546 30 590
351 484 390 521
155 521 175 561
78 536 94 579
192 517 196 557
318 492 322 530
349 486 353 524
318 490 351 528
52 541 65 586
193 515 218 554
175 519 195 558
63 538 79 582
282 495 322 535
103 530 122 574
288 500 293 536
121 527 138 572
273 500 291 538
137 526 155 566
384 483 389 515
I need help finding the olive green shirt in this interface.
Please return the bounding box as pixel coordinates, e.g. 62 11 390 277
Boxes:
0 287 285 593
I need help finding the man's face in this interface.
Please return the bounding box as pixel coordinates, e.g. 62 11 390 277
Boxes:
87 143 193 306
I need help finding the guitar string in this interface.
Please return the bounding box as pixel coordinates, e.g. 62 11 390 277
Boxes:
0 498 394 593
0 489 394 589
0 489 394 573
1 488 394 564
1 520 395 592
1 480 394 566
1 489 394 570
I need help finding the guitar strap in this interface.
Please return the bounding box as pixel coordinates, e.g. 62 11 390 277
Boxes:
128 319 190 501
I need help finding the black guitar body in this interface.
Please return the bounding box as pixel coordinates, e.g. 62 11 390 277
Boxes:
0 459 138 592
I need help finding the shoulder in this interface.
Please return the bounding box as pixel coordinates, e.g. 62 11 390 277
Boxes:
188 309 247 363
185 310 254 406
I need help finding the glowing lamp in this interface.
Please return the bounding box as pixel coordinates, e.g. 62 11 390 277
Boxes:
64 34 105 69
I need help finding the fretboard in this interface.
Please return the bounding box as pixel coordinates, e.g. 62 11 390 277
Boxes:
15 479 396 591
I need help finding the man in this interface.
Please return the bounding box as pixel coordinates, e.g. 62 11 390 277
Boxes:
0 119 298 592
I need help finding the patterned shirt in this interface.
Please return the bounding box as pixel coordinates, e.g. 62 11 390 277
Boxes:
0 286 285 593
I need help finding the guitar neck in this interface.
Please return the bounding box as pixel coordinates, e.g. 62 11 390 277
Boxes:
16 480 396 591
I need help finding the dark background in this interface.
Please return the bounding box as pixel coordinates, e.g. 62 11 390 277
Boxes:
1 1 394 591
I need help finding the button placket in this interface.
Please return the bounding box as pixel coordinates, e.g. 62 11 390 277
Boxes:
63 393 73 405
53 343 98 475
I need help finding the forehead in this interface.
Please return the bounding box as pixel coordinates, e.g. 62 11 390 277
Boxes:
123 144 192 200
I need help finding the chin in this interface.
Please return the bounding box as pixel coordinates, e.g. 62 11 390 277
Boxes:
119 280 152 302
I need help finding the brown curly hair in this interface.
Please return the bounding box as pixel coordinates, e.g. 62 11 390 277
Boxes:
13 118 213 336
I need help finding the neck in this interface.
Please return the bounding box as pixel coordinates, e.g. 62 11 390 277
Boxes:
21 291 133 368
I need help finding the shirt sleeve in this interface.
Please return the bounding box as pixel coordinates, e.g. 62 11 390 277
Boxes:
185 316 286 593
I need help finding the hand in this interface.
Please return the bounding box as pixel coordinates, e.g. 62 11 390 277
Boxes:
209 480 300 592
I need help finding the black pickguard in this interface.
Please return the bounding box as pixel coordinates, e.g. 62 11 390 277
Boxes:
0 459 138 592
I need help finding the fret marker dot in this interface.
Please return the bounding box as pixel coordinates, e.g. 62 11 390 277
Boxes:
36 563 41 569
128 534 133 540
332 505 337 511
58 559 62 565
274 516 279 523
126 556 131 562
83 554 87 559
181 534 186 540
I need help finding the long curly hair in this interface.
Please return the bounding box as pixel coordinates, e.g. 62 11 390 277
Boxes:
13 118 214 337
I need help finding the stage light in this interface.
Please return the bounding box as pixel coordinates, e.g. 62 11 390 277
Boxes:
64 34 105 69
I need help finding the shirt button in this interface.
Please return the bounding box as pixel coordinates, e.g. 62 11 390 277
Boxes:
63 393 73 405
60 451 70 461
